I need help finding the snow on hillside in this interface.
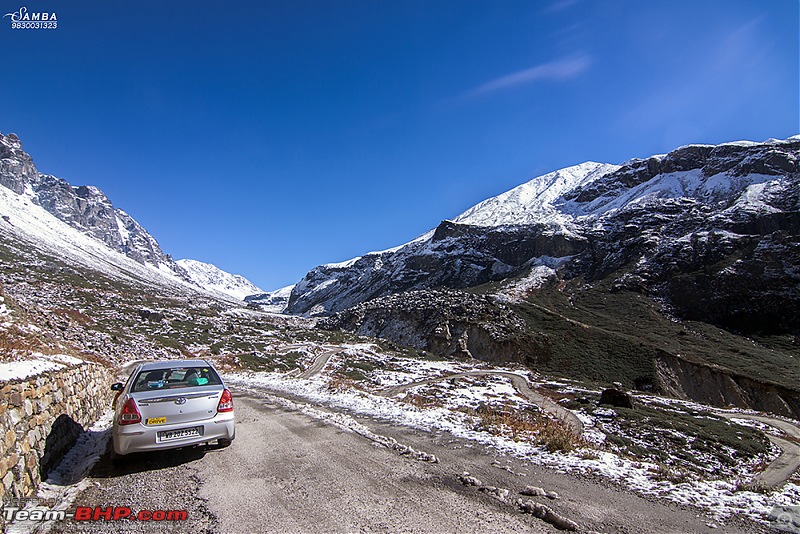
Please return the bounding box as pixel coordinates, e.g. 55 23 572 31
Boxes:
0 184 214 297
286 136 800 315
0 353 83 381
177 259 263 301
453 162 620 232
244 284 295 313
561 169 780 218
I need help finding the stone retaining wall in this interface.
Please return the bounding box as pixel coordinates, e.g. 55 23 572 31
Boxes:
0 361 113 503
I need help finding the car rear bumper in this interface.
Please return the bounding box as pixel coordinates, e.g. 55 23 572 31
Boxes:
113 414 235 456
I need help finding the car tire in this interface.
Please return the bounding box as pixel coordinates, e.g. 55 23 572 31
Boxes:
217 438 232 448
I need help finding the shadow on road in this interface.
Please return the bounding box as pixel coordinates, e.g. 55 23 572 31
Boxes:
89 441 229 478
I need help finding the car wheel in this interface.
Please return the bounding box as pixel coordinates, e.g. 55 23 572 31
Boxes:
217 438 232 448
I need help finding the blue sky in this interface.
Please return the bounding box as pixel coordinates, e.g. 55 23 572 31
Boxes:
2 0 798 291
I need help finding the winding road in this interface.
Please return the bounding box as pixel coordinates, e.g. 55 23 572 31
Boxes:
298 346 342 379
294 345 798 488
296 347 583 436
715 412 800 489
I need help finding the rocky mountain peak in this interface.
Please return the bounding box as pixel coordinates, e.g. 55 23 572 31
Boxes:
176 259 263 301
0 133 38 196
0 132 192 283
286 136 800 332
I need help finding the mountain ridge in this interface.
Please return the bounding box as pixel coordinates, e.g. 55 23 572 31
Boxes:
177 259 263 301
0 132 191 283
285 136 800 332
0 132 261 302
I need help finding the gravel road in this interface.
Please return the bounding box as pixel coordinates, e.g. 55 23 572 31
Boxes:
55 389 772 534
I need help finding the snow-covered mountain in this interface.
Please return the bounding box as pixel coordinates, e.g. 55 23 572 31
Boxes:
244 284 295 313
177 259 263 301
287 137 800 335
0 132 243 302
452 162 620 232
0 132 193 284
0 174 192 294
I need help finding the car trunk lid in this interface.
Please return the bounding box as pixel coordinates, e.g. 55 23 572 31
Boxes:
131 386 223 426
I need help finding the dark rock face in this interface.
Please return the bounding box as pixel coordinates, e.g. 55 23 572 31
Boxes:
319 289 550 365
0 133 191 283
287 221 586 316
570 171 800 334
290 138 800 336
35 176 121 248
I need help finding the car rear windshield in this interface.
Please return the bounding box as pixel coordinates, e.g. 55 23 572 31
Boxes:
131 366 223 392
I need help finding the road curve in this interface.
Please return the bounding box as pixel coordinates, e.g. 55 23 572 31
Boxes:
295 349 798 487
379 371 584 437
298 347 342 379
716 412 800 488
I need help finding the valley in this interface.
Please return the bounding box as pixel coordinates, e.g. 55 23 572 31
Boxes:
1 131 799 532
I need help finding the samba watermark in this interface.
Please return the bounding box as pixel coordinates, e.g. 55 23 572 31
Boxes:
3 7 58 29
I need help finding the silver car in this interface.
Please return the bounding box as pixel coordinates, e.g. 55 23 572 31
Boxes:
110 359 235 460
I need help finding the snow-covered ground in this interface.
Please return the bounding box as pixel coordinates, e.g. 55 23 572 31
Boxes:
0 353 84 381
226 348 800 524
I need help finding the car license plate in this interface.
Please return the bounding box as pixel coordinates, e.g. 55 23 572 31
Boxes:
157 427 202 442
146 417 167 425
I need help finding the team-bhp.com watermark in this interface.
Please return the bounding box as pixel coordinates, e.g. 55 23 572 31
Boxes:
3 500 188 525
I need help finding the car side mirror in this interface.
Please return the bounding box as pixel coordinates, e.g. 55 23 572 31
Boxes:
111 383 124 391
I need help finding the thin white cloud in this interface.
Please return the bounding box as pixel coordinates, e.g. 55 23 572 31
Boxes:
545 0 578 13
468 55 591 98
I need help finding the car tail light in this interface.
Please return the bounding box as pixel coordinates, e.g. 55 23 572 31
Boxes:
119 398 141 425
217 389 233 413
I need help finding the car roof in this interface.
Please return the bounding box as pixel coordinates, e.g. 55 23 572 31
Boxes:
137 359 213 372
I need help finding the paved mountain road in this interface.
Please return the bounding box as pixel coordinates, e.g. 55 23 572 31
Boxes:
715 412 800 489
298 346 341 379
57 390 767 534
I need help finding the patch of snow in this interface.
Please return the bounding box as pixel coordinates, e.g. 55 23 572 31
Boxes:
115 211 130 245
0 353 85 382
323 256 363 269
227 368 800 523
0 359 64 381
453 162 620 230
495 257 571 302
177 258 264 301
726 181 782 214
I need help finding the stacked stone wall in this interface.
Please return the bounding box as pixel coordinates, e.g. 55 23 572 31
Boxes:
0 362 112 504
